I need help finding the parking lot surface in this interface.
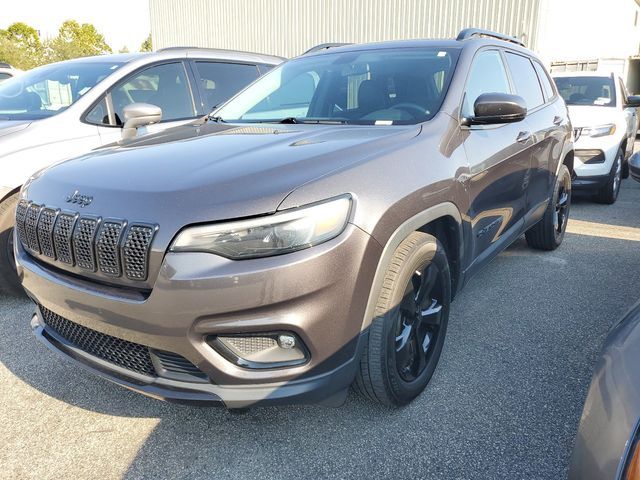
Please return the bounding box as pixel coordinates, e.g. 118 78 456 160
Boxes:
1 175 639 480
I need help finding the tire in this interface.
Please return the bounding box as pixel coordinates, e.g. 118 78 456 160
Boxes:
594 148 623 204
354 231 451 406
0 193 24 296
525 165 571 251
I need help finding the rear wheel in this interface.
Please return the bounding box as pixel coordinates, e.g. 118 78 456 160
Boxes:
0 193 23 296
594 148 623 204
354 232 451 406
525 165 571 251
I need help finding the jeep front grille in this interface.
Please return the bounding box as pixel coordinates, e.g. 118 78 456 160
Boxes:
39 305 205 380
16 200 157 282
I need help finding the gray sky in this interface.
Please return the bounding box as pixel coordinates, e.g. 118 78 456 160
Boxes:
1 0 151 52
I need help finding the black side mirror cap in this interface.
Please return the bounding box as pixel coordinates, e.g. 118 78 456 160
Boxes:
463 92 527 126
625 95 640 108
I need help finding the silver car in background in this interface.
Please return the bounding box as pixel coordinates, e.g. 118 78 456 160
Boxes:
0 48 283 294
570 301 640 479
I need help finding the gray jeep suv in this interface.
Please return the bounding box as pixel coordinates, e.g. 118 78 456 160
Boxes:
15 29 574 408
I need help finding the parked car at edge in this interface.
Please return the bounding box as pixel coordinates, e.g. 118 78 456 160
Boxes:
15 29 574 409
0 62 22 83
569 300 640 480
0 48 284 294
553 71 640 204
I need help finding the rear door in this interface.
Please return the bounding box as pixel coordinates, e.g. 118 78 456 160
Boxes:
503 51 567 220
462 49 533 272
190 61 261 114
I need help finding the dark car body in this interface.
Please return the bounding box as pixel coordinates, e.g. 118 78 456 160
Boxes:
15 34 573 407
569 301 640 479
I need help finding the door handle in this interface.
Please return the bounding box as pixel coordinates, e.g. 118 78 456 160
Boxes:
516 131 531 143
553 116 562 126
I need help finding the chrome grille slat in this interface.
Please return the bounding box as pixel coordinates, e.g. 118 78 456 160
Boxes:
53 213 77 265
37 208 58 258
123 225 155 281
24 204 42 253
17 203 156 283
73 217 100 271
96 221 125 277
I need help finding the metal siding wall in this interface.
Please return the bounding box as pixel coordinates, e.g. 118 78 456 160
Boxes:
150 0 541 58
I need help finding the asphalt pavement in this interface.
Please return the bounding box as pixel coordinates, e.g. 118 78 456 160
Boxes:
1 175 639 480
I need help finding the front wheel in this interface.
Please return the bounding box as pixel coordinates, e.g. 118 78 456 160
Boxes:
525 164 571 251
594 148 623 204
354 232 451 406
0 193 24 296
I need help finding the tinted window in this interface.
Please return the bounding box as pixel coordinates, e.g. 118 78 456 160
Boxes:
110 62 194 125
195 62 259 112
533 61 555 100
0 73 11 83
504 52 544 109
462 50 511 118
553 76 616 107
216 47 460 125
0 61 122 120
86 98 109 125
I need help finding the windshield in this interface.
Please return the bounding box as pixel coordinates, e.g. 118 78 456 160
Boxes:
0 61 123 120
214 47 460 125
554 76 616 107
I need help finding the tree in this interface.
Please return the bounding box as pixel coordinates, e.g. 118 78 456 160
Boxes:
46 20 112 62
119 46 130 54
0 22 44 69
140 34 152 52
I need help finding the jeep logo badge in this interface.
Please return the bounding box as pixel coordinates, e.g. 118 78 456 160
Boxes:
65 191 93 208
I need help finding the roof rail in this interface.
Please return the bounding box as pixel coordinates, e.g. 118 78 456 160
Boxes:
456 28 525 47
303 43 353 55
156 46 199 52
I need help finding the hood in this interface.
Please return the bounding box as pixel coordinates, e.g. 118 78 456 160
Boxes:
566 105 617 129
0 119 31 138
25 121 420 245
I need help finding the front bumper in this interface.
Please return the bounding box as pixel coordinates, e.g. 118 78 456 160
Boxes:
572 134 619 182
18 224 381 408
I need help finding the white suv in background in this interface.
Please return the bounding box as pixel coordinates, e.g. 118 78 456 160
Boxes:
553 72 640 204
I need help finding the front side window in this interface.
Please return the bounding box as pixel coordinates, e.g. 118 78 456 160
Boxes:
215 47 460 125
462 50 511 118
554 76 616 107
195 62 259 112
0 61 122 120
504 52 544 110
109 62 195 125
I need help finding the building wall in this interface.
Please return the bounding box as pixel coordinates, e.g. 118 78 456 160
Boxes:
535 0 640 65
150 0 542 58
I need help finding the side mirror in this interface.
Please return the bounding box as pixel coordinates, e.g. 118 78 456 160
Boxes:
122 103 162 140
463 93 527 126
625 95 640 108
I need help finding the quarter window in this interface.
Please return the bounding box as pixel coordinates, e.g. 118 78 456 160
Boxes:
462 50 511 118
533 61 555 100
194 61 260 112
504 52 544 110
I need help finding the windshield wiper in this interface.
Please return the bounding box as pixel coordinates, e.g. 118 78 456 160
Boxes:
207 115 225 123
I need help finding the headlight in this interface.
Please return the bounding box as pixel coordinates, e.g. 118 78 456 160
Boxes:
581 124 616 137
170 196 351 259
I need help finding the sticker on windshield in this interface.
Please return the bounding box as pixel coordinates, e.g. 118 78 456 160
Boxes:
375 120 393 125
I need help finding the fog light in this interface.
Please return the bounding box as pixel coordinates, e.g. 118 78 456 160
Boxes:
209 332 308 369
278 334 296 349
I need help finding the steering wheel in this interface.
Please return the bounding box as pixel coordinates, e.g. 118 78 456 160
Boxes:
392 102 428 118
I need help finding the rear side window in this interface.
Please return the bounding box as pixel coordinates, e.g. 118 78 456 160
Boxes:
504 52 544 110
194 62 260 112
462 50 511 118
533 61 555 100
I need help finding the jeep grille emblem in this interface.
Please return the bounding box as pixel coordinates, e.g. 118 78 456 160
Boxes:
65 191 93 208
